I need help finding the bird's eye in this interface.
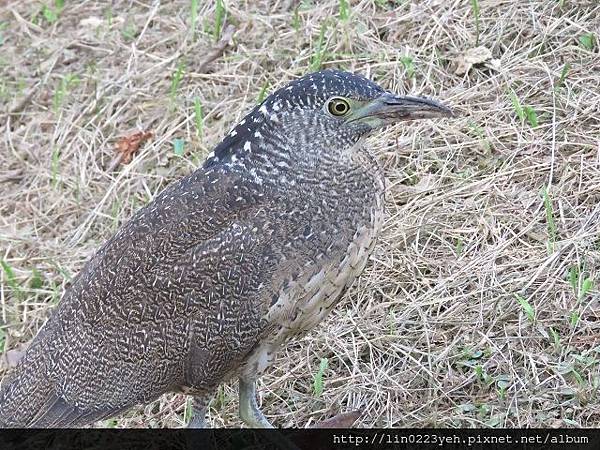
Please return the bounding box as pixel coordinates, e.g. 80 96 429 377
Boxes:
327 98 351 116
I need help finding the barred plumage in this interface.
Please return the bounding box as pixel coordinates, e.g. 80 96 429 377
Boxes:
0 70 452 428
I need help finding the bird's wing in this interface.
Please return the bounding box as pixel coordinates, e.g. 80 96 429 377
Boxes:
1 162 358 428
0 166 282 427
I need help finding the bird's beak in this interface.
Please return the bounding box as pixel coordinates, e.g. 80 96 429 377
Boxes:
350 92 454 126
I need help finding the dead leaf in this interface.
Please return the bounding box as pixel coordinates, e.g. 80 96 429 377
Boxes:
311 410 361 428
115 130 153 165
4 349 25 368
413 173 437 193
79 17 104 28
455 46 493 75
1 341 30 369
0 169 24 183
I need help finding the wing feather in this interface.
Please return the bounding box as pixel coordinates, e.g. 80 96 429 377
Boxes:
0 166 271 427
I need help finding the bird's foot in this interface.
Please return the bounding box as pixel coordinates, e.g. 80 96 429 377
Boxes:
187 394 211 428
238 378 274 428
187 413 207 428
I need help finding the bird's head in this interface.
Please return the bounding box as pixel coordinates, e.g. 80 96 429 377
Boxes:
207 70 453 167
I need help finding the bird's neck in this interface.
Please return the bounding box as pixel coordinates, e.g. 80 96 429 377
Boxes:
202 109 380 193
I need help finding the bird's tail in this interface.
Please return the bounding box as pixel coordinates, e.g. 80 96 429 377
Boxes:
0 341 56 427
0 340 131 428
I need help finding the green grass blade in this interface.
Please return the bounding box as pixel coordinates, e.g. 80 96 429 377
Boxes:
29 268 44 290
515 294 535 322
184 397 193 424
549 327 560 349
578 33 595 51
310 23 327 72
1 260 21 299
291 7 300 31
194 97 204 139
556 62 570 90
508 89 524 122
568 265 579 295
313 357 328 397
257 81 269 104
470 0 480 45
214 0 225 42
339 0 350 21
580 278 594 300
400 56 415 79
170 61 185 102
523 106 538 127
541 187 557 253
42 5 58 23
570 311 580 327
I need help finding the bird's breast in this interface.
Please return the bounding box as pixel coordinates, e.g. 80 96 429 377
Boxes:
240 163 385 380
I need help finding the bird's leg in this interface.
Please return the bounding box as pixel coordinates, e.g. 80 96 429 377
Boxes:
238 378 273 428
187 393 212 428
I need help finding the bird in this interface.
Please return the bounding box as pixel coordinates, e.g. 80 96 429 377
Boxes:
0 69 452 428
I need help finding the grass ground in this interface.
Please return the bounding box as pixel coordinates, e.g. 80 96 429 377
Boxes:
0 0 599 428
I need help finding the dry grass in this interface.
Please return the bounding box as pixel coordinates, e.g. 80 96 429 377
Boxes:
1 0 599 428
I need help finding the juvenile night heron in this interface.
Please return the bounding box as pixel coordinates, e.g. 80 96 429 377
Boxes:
0 70 452 428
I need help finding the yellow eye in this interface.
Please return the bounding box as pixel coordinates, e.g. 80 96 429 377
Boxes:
327 97 350 116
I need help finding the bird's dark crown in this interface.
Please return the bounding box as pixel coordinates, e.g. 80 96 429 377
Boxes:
259 69 385 110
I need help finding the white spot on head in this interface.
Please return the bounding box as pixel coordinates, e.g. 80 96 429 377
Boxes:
272 102 281 111
244 141 251 151
270 113 279 122
254 130 262 138
231 154 238 162
259 105 269 115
